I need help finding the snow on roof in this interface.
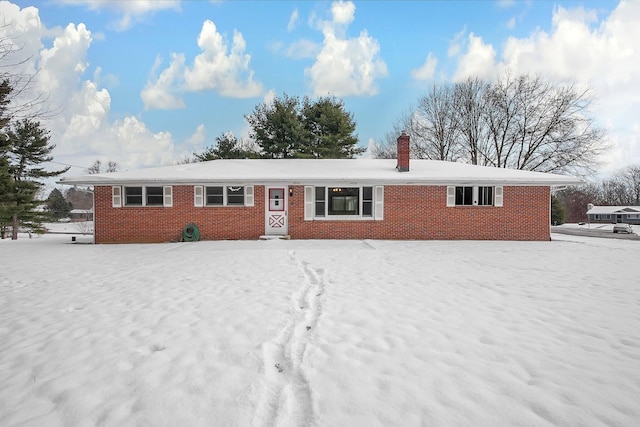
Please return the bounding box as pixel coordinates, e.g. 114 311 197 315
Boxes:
59 159 582 187
587 205 640 214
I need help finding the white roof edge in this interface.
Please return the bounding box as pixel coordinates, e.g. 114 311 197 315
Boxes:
58 177 583 186
56 159 583 187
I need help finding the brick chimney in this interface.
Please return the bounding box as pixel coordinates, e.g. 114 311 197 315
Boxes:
396 131 410 172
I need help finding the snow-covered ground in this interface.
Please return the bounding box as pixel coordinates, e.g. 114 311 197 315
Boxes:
1 232 639 426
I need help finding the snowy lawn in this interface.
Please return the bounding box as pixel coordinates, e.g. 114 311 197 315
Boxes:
1 233 639 426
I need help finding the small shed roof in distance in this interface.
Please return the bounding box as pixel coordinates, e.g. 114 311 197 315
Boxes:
587 205 640 215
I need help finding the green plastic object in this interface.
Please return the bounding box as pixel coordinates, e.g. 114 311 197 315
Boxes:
182 223 200 242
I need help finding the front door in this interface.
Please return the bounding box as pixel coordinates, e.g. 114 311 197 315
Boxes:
265 187 288 235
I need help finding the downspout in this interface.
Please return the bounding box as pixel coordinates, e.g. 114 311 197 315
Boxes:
92 187 95 244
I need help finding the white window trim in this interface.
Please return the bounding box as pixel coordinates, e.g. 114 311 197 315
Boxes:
194 186 204 207
112 186 122 208
196 185 253 207
447 185 503 207
122 185 172 207
304 185 383 221
163 186 173 207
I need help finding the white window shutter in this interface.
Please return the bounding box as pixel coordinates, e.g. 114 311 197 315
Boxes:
163 186 173 207
194 186 204 207
446 186 456 207
374 186 384 220
304 186 314 220
112 186 122 207
495 186 503 207
245 186 254 206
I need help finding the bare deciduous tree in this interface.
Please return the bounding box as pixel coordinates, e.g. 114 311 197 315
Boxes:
484 74 606 175
0 31 54 121
612 165 640 205
383 73 608 176
86 160 119 174
453 77 490 166
412 83 462 161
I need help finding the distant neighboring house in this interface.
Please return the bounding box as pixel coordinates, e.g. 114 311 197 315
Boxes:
69 208 94 222
58 133 581 244
586 205 640 224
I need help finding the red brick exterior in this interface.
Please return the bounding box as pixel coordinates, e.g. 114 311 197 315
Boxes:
93 184 551 243
94 185 265 243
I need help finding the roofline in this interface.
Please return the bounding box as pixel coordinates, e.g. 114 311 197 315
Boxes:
58 177 582 187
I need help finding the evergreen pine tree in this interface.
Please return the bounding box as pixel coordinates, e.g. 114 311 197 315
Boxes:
245 94 362 159
2 119 69 239
45 188 72 220
551 194 566 226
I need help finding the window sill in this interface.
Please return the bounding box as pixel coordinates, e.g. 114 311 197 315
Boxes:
309 216 376 221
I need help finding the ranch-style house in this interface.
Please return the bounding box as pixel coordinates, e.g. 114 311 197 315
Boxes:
59 133 581 243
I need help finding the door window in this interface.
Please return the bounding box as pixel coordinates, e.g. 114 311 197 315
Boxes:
269 188 285 211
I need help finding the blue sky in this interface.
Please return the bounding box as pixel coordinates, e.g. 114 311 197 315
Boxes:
1 0 637 178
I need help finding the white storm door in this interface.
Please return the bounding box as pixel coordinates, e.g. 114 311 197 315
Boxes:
265 187 288 235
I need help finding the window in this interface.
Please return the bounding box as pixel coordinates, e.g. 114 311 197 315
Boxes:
121 186 172 207
449 185 501 207
362 187 373 217
201 185 250 206
478 186 494 206
329 187 359 215
455 186 473 206
124 187 143 206
315 187 325 217
146 186 164 206
305 186 381 219
594 214 611 220
227 186 244 206
206 186 224 205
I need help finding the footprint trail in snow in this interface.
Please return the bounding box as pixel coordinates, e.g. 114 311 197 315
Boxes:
251 250 326 427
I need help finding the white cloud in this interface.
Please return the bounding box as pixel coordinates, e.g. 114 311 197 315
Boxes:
141 54 187 110
496 0 516 8
506 17 516 29
305 1 388 97
450 0 640 171
0 1 179 173
38 23 92 94
105 116 175 168
447 27 466 57
143 20 263 106
262 89 276 106
184 21 263 97
331 1 355 25
286 39 321 59
288 9 299 31
57 0 181 31
411 53 438 81
452 33 496 82
185 124 207 148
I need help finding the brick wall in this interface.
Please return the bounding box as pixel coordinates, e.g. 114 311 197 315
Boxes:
94 185 265 243
94 184 551 243
288 185 550 241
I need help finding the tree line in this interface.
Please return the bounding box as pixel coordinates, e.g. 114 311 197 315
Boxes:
372 73 607 177
191 94 363 161
556 165 640 223
0 31 622 238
